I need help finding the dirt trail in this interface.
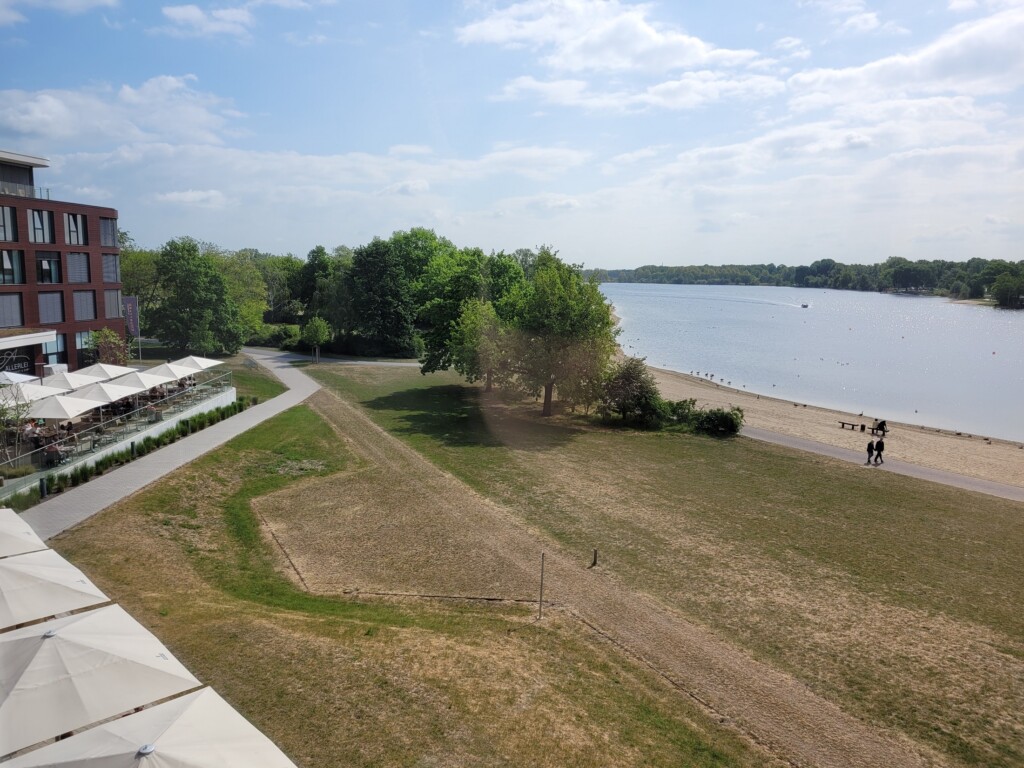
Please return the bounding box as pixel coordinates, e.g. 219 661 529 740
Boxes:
259 389 940 768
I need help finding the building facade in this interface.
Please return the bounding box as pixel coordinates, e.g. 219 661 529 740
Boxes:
0 150 124 374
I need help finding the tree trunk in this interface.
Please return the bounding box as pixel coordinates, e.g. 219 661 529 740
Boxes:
484 369 492 393
542 380 554 416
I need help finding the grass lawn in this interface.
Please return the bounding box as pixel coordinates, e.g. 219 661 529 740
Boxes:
53 404 768 768
309 365 1024 768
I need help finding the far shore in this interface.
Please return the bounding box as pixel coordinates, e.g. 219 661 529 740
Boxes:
651 367 1024 490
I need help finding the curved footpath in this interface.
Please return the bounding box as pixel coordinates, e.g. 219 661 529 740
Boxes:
23 349 1021 541
22 349 319 541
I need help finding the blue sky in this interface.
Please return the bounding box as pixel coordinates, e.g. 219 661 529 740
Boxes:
1 0 1022 269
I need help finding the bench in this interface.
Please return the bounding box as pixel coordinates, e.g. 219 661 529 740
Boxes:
838 421 862 430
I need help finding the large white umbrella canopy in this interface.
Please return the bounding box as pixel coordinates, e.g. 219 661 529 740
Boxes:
0 605 201 756
147 363 197 381
0 549 108 630
0 509 46 559
26 395 105 421
73 381 145 405
109 371 176 390
0 371 38 385
4 688 298 768
171 355 223 371
0 383 68 405
40 372 105 391
74 363 137 381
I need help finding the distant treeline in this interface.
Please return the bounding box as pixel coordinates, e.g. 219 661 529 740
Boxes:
589 256 1024 309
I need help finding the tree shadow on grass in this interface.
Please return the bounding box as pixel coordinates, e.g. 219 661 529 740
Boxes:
361 385 582 451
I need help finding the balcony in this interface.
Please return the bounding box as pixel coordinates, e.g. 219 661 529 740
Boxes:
0 180 50 200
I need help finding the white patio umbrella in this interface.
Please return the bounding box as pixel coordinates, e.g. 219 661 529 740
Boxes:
147 363 197 381
171 355 223 371
0 605 201 756
74 363 137 381
109 371 176 390
0 371 38 385
0 508 46 559
73 381 145 405
0 549 108 630
4 688 298 768
40 372 105 391
26 395 105 421
0 383 68 405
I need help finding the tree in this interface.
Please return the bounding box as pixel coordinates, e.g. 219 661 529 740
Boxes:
417 247 486 374
451 299 506 392
301 316 333 363
214 249 269 342
503 249 618 416
149 238 245 355
88 328 130 366
346 238 416 356
119 231 163 336
602 357 665 426
991 272 1024 309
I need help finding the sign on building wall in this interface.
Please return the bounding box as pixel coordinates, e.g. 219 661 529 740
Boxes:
0 347 34 375
122 295 140 337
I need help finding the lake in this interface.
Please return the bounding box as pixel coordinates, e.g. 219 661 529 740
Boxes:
600 283 1024 443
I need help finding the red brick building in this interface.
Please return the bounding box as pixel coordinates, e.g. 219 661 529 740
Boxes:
0 150 124 374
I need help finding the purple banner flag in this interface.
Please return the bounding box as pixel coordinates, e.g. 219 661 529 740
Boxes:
122 295 140 337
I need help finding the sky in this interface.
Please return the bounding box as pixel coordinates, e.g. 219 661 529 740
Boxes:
1 0 1022 269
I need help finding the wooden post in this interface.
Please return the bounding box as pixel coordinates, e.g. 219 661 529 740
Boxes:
590 549 598 568
538 552 545 620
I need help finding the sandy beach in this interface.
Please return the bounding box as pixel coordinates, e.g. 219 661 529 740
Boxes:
651 367 1024 490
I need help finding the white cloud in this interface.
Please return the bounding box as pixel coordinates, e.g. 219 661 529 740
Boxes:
788 7 1024 109
0 0 116 25
378 179 431 196
155 189 228 207
156 5 255 39
0 75 238 149
458 0 759 73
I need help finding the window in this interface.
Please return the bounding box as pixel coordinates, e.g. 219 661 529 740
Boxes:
28 210 54 244
64 213 87 245
73 290 96 321
0 294 23 328
99 218 117 247
36 252 62 284
67 252 90 283
104 289 123 319
0 207 15 241
74 330 96 367
42 335 66 366
1 251 24 284
38 292 64 324
102 253 121 283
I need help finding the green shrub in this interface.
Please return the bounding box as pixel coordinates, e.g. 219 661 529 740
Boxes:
0 464 38 479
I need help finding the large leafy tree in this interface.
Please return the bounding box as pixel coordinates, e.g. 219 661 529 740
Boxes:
417 247 486 374
346 238 416 356
118 231 163 336
504 249 617 416
450 299 507 392
149 238 245 355
212 249 269 341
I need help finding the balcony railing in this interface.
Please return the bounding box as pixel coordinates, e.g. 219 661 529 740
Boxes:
0 181 50 200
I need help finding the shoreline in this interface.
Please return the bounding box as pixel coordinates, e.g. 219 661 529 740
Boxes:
650 366 1024 490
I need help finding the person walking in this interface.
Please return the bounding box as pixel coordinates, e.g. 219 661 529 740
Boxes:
873 437 885 464
866 439 875 465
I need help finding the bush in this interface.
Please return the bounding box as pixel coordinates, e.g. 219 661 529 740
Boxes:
601 357 667 428
246 323 300 349
0 465 37 480
692 407 744 436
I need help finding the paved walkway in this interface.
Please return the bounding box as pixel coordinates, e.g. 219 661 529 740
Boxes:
22 349 1021 542
23 349 320 541
743 426 1024 502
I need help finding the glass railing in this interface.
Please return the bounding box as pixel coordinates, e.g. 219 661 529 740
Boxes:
0 371 233 497
0 181 50 199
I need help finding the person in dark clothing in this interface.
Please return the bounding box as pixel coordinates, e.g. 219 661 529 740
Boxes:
866 439 875 465
873 437 885 464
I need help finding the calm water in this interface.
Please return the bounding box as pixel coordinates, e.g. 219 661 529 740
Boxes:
600 283 1024 442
